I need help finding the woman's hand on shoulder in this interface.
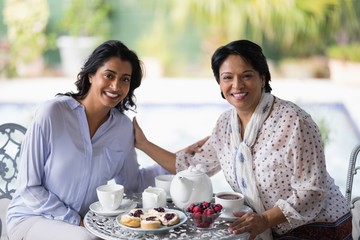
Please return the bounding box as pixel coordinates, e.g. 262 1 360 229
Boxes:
183 136 210 155
132 117 148 151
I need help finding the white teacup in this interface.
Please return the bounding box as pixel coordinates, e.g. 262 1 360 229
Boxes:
215 191 245 217
96 184 124 211
155 174 174 198
142 187 167 209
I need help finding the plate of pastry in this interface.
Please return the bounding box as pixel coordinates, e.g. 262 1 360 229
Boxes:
116 207 187 233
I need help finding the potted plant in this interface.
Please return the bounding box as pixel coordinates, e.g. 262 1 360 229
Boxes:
327 43 360 82
56 0 111 77
3 0 49 77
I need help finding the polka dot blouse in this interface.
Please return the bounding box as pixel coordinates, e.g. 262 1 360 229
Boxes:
175 96 349 235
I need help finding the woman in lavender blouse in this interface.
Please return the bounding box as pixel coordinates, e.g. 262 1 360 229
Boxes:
7 40 167 240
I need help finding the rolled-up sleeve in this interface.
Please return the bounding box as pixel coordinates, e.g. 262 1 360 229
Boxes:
175 134 221 176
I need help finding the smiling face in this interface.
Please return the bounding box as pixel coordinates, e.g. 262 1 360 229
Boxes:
219 54 265 116
86 56 132 110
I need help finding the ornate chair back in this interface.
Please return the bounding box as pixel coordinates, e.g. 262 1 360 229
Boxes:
0 123 26 238
346 143 360 205
345 143 360 239
0 123 26 200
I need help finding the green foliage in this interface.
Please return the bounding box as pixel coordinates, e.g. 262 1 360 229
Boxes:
3 0 49 64
146 0 359 63
327 43 360 62
316 117 331 147
59 0 111 38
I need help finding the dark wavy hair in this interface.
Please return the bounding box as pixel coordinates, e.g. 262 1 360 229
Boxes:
58 40 143 113
211 39 272 95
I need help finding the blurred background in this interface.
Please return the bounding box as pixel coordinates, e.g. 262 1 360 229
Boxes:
0 0 360 79
0 0 359 195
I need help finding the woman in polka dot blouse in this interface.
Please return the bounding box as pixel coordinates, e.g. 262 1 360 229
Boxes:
133 40 352 240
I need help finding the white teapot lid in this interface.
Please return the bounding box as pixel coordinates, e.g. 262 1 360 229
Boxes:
181 164 206 176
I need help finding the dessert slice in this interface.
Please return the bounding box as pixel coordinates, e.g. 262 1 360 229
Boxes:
159 212 180 226
119 208 144 228
140 215 162 229
147 207 166 216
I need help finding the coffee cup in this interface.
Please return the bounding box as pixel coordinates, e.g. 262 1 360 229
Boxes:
142 187 167 209
215 191 244 217
96 184 124 211
155 174 174 198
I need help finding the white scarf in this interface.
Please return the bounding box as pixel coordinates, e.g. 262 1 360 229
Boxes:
230 92 274 240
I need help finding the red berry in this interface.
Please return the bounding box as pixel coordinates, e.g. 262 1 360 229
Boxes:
206 209 214 215
202 201 210 208
188 203 196 212
193 206 202 213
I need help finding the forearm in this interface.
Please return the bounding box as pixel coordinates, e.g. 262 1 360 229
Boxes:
133 117 177 173
261 206 287 228
139 140 177 174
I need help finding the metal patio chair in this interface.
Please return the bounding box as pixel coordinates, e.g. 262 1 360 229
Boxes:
0 123 27 239
345 143 360 239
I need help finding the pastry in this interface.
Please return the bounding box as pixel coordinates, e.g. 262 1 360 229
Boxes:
159 211 180 226
140 215 161 229
119 208 144 228
147 207 166 216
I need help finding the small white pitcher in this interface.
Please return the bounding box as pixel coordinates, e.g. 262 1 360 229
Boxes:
142 187 167 209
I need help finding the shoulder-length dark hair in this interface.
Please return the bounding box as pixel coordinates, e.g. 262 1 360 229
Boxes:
58 40 143 113
211 39 272 93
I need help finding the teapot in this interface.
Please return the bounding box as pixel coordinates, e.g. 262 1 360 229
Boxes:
170 164 213 209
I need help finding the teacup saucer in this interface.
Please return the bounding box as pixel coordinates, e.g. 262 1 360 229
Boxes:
219 205 253 222
89 199 137 216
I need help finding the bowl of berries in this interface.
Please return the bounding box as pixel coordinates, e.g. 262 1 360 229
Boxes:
184 201 223 229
